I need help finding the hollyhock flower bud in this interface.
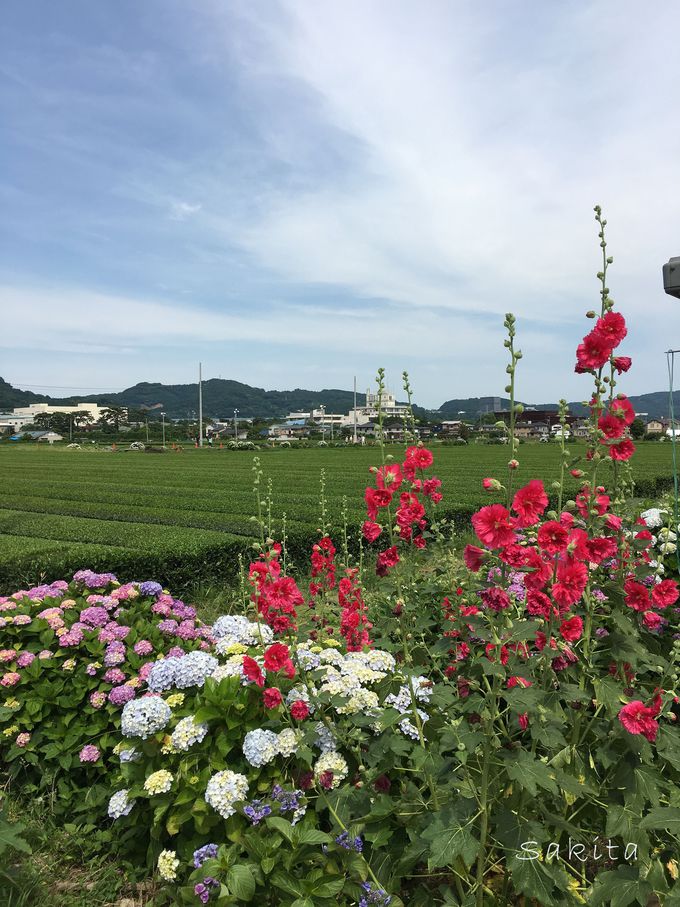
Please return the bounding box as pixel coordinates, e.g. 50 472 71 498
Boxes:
508 459 519 470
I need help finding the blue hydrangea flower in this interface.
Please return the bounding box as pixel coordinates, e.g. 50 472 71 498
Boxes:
242 729 279 767
243 799 272 824
108 789 135 819
139 581 163 597
121 696 171 739
147 657 181 692
173 651 219 689
193 843 219 869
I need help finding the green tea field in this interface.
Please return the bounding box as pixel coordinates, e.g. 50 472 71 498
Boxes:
0 442 675 592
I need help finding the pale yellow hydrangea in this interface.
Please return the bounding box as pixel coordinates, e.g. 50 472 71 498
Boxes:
144 770 174 795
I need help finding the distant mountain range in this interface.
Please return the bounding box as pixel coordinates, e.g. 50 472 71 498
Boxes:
1 377 676 422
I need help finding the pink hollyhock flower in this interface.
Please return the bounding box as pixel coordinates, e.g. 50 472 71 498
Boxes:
263 643 294 677
612 356 632 374
375 463 403 491
559 616 583 643
575 330 614 370
480 587 510 612
593 311 627 347
610 395 636 426
624 579 651 612
376 546 400 577
15 732 31 747
598 413 627 440
242 656 265 688
523 548 553 591
362 521 382 543
518 713 529 730
290 700 310 721
537 521 569 555
471 504 516 549
551 558 588 608
609 439 635 461
364 487 392 521
618 700 658 742
605 514 623 531
263 687 283 709
584 536 618 564
651 579 680 609
507 676 532 689
642 611 663 631
512 480 549 527
463 545 486 571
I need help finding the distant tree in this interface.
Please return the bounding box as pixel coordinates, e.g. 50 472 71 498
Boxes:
459 423 471 441
31 413 52 429
630 418 645 440
99 406 127 432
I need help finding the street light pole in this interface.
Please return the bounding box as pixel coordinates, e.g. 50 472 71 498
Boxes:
198 362 203 448
161 412 166 448
320 404 325 442
234 408 239 440
353 375 357 444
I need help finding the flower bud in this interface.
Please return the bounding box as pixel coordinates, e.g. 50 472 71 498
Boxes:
586 310 597 318
508 459 519 470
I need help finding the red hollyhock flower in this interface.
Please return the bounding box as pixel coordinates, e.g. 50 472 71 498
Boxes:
480 587 510 612
376 546 400 577
290 700 310 721
525 590 553 619
263 643 295 677
362 520 382 543
537 521 569 555
413 534 426 549
263 687 283 709
598 413 627 440
610 395 635 425
463 544 486 572
651 579 680 609
373 774 391 793
318 771 335 790
523 547 553 591
405 446 434 470
609 439 635 461
471 504 516 549
551 558 588 607
518 713 529 730
512 480 549 527
575 486 611 519
364 487 392 520
605 513 623 531
593 311 627 347
559 615 583 642
624 579 650 612
643 611 663 630
375 463 403 491
242 656 265 688
618 700 659 742
507 676 532 689
422 477 442 499
482 477 495 490
575 330 614 370
485 643 509 665
612 356 632 374
584 536 618 564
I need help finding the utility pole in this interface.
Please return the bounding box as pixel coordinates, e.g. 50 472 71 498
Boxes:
145 418 149 443
353 376 357 444
198 362 203 448
161 412 166 448
234 408 239 440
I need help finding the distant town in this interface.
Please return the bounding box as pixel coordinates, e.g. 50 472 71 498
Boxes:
0 392 674 446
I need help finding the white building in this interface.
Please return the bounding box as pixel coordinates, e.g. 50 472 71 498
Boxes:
11 402 126 423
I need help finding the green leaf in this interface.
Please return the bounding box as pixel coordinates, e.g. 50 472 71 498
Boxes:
296 828 332 845
0 818 32 856
588 865 651 907
504 750 558 797
290 899 314 907
266 816 296 843
311 878 346 898
509 856 560 906
421 804 480 869
226 864 256 901
271 872 304 897
639 807 680 836
635 766 662 806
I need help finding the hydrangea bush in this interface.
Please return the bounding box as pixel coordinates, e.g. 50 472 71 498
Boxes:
0 571 210 815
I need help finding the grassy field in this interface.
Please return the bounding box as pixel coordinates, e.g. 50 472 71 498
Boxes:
0 442 675 593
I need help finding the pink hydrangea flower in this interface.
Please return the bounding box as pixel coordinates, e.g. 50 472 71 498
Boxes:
1 672 21 687
15 732 31 747
79 744 100 763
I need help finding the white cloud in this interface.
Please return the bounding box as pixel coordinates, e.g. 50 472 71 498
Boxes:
169 201 202 221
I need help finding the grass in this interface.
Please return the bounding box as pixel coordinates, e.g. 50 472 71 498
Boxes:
1 794 154 906
0 441 675 594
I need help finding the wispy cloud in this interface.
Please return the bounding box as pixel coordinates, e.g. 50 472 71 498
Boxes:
1 1 680 405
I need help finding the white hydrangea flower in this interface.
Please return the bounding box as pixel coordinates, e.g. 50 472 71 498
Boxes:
337 688 380 716
171 715 209 751
242 729 279 767
205 770 249 819
121 697 171 739
157 849 180 881
108 789 135 819
313 722 337 754
144 770 174 795
313 751 348 788
641 508 666 528
276 728 301 757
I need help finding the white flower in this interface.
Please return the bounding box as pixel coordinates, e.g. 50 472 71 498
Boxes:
641 508 666 528
205 770 249 819
277 728 301 757
121 697 171 739
157 849 180 881
108 789 135 819
144 770 174 795
171 716 209 751
313 751 348 788
242 729 279 767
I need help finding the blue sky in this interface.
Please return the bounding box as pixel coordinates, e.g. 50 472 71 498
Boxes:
2 1 680 408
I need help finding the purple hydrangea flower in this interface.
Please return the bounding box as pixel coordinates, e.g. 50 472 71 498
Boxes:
79 607 110 628
193 843 219 868
133 640 153 656
109 684 135 706
104 667 126 684
139 581 163 597
79 744 100 763
243 799 272 825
